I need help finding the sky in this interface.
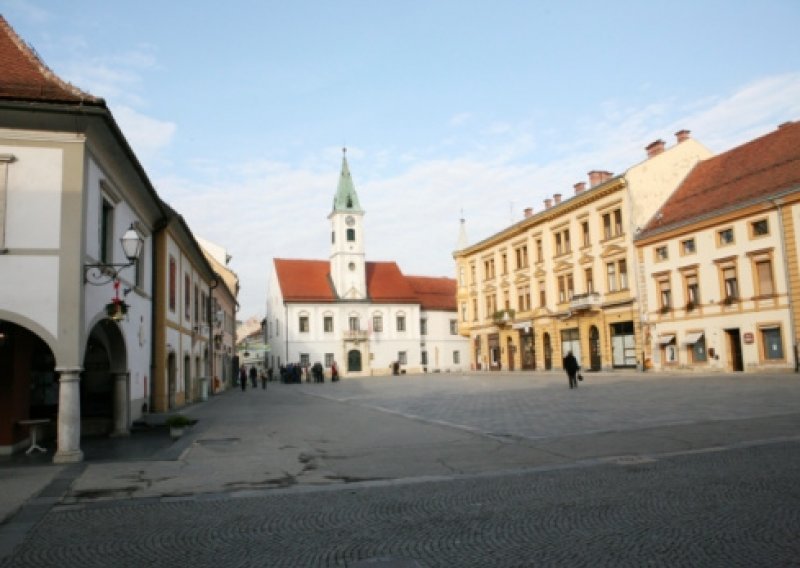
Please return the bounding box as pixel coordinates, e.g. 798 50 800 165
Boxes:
3 0 800 319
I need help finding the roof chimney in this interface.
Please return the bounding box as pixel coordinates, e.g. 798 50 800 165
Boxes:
646 139 666 158
544 198 552 210
574 182 586 194
675 129 691 143
588 170 613 187
553 193 562 205
523 207 534 218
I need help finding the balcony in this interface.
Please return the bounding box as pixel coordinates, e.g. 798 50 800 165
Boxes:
343 330 369 342
569 292 601 311
492 309 516 325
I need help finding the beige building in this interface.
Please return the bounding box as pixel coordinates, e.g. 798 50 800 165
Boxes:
454 131 711 373
636 121 800 372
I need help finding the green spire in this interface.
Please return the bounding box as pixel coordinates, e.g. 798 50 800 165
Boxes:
332 148 363 212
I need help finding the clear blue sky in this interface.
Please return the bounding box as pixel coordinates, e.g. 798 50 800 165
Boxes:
3 0 800 318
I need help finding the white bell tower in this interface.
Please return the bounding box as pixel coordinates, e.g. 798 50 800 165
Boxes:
329 148 367 299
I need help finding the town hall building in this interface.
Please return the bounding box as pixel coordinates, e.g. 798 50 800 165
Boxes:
266 151 468 377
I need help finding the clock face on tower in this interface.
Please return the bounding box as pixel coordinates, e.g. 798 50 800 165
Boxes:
345 215 355 226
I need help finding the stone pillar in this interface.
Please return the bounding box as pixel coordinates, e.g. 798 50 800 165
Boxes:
111 372 130 437
53 367 83 464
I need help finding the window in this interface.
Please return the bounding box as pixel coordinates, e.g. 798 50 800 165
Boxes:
517 285 531 311
185 274 191 319
100 199 114 263
420 318 428 335
557 273 574 303
655 246 668 261
396 315 406 332
470 263 476 283
554 228 571 255
503 290 511 310
685 273 700 309
606 262 617 292
200 292 207 322
658 278 672 311
718 227 734 246
349 316 360 331
761 327 784 360
515 245 529 269
460 302 467 322
300 353 310 366
535 239 543 262
299 316 309 333
581 221 590 247
585 268 594 293
325 353 334 367
723 266 738 301
450 319 458 335
485 294 497 315
459 266 465 286
453 351 460 364
372 315 383 332
484 258 496 280
472 298 478 321
194 284 200 322
538 280 546 307
324 316 334 332
751 219 769 237
618 259 628 290
331 231 335 244
398 351 407 365
681 238 696 255
169 256 177 312
346 228 356 242
602 209 623 240
755 259 775 296
501 252 508 275
421 351 428 365
690 333 707 363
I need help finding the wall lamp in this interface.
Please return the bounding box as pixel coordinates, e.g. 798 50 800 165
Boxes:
84 225 144 286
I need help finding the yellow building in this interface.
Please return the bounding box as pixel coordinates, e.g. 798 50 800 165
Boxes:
636 121 800 372
454 131 711 373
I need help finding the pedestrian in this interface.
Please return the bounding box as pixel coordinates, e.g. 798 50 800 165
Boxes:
267 367 274 383
331 360 339 382
563 350 579 389
239 366 247 391
260 370 267 390
249 365 257 388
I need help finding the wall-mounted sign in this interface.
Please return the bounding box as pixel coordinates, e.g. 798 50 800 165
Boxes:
743 332 754 344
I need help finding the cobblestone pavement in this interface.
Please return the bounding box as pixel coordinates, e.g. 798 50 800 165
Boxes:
2 439 799 567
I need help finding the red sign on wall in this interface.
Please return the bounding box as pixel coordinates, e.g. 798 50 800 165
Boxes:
743 332 754 344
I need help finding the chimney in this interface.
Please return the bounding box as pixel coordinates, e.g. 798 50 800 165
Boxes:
523 207 534 218
574 182 586 194
588 170 603 187
646 139 666 158
544 198 552 209
675 129 691 143
553 193 562 205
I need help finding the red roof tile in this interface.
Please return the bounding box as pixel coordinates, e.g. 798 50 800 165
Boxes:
405 276 457 311
640 121 800 236
0 16 102 105
274 258 456 309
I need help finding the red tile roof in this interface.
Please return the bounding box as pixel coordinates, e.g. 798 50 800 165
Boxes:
405 276 458 311
274 258 456 309
0 15 102 105
640 121 800 236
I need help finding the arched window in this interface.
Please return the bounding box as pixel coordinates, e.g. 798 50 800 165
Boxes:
347 228 355 242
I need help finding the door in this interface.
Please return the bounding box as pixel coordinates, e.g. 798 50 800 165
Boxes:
520 331 536 370
167 353 177 409
506 337 515 371
543 333 552 370
726 329 744 371
347 349 362 372
560 328 581 368
589 326 602 371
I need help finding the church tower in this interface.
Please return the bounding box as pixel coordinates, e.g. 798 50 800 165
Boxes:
329 149 367 299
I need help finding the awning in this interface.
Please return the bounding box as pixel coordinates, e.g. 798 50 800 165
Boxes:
656 335 675 345
683 332 704 345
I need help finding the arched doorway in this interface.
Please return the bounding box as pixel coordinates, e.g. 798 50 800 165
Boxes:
589 326 602 371
347 349 362 372
82 319 127 436
167 352 177 409
0 321 57 451
543 333 552 370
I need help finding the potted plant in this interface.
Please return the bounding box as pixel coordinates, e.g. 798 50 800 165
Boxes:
165 414 196 438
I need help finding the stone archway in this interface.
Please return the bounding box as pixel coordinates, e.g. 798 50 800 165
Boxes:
82 319 128 437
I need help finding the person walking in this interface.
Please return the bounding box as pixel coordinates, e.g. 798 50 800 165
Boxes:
260 370 267 390
331 360 339 382
249 365 257 388
563 351 579 389
239 366 247 391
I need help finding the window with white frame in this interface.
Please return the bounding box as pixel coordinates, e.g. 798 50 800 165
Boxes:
450 319 458 335
372 314 383 332
299 315 309 333
420 318 428 335
398 351 407 365
300 353 310 366
349 316 360 331
396 314 406 332
324 353 334 367
453 351 460 364
324 315 334 332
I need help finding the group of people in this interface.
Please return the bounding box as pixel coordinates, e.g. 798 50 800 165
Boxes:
277 361 339 384
237 365 273 391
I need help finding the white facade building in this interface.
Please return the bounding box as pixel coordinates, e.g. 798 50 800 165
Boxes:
266 152 468 377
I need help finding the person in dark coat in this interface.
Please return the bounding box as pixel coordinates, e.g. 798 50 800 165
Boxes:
563 351 579 389
249 366 257 388
239 366 247 391
260 370 267 390
331 360 339 382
